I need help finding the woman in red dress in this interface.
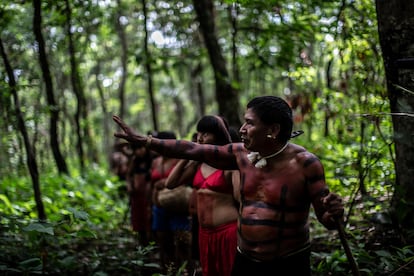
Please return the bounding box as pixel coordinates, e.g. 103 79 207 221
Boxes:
166 115 239 276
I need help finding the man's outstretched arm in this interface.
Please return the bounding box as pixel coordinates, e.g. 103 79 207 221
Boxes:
113 115 239 170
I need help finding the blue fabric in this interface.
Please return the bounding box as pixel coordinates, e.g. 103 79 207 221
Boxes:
152 205 190 231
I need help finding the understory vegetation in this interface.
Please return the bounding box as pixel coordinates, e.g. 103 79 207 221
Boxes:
1 0 414 275
1 166 413 275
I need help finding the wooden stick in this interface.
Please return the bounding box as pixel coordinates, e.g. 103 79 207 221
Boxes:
336 219 361 276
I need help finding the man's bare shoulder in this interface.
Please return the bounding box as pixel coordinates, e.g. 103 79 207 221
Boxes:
289 143 321 165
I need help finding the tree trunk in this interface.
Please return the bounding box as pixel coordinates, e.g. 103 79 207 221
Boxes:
193 0 241 127
324 59 333 137
228 3 240 85
0 37 46 221
116 0 128 120
95 61 111 163
0 53 13 175
376 0 414 242
33 0 69 175
142 0 158 132
191 62 206 118
65 0 98 167
65 0 85 171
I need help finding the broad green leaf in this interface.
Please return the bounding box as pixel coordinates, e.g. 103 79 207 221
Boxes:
23 222 54 235
67 207 90 221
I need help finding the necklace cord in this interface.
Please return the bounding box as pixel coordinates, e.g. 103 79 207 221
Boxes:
246 142 289 168
261 142 289 159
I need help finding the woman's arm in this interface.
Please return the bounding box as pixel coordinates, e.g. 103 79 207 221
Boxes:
165 160 199 189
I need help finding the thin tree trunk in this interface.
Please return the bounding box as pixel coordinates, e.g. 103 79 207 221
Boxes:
65 0 85 171
376 0 414 241
33 0 68 174
191 63 205 118
357 121 367 195
0 56 13 175
66 0 98 166
142 0 158 132
95 61 111 163
228 3 240 85
193 0 241 126
116 0 128 120
324 59 333 137
0 37 46 221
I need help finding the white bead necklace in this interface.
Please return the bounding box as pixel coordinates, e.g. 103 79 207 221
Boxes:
246 142 289 168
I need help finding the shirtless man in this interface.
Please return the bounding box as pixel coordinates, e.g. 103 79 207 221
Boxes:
113 95 344 275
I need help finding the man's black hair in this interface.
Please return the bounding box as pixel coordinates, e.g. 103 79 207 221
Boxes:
247 96 293 143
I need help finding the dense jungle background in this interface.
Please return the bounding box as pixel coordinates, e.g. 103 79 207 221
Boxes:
1 0 414 275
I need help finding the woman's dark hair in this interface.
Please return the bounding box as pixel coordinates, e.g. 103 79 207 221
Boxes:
247 96 293 142
156 131 177 140
229 126 242 142
196 115 232 145
129 148 153 180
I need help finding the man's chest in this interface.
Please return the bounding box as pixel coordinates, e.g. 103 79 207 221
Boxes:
240 169 306 205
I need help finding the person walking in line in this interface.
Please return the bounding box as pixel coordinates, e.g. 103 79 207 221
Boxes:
125 144 153 246
165 115 239 276
150 131 191 274
113 95 344 275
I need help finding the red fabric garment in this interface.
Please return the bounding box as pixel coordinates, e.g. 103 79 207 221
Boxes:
151 160 178 207
198 222 238 276
151 164 176 182
128 170 152 232
130 190 151 232
192 167 233 194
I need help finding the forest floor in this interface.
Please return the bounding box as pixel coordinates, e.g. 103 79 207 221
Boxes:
63 215 411 276
1 201 413 275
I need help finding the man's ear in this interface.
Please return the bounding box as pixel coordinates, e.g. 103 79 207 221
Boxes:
269 123 281 139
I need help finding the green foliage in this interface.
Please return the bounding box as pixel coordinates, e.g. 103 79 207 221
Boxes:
311 225 414 275
0 169 163 275
1 0 413 274
23 221 55 235
313 249 348 274
132 242 161 270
